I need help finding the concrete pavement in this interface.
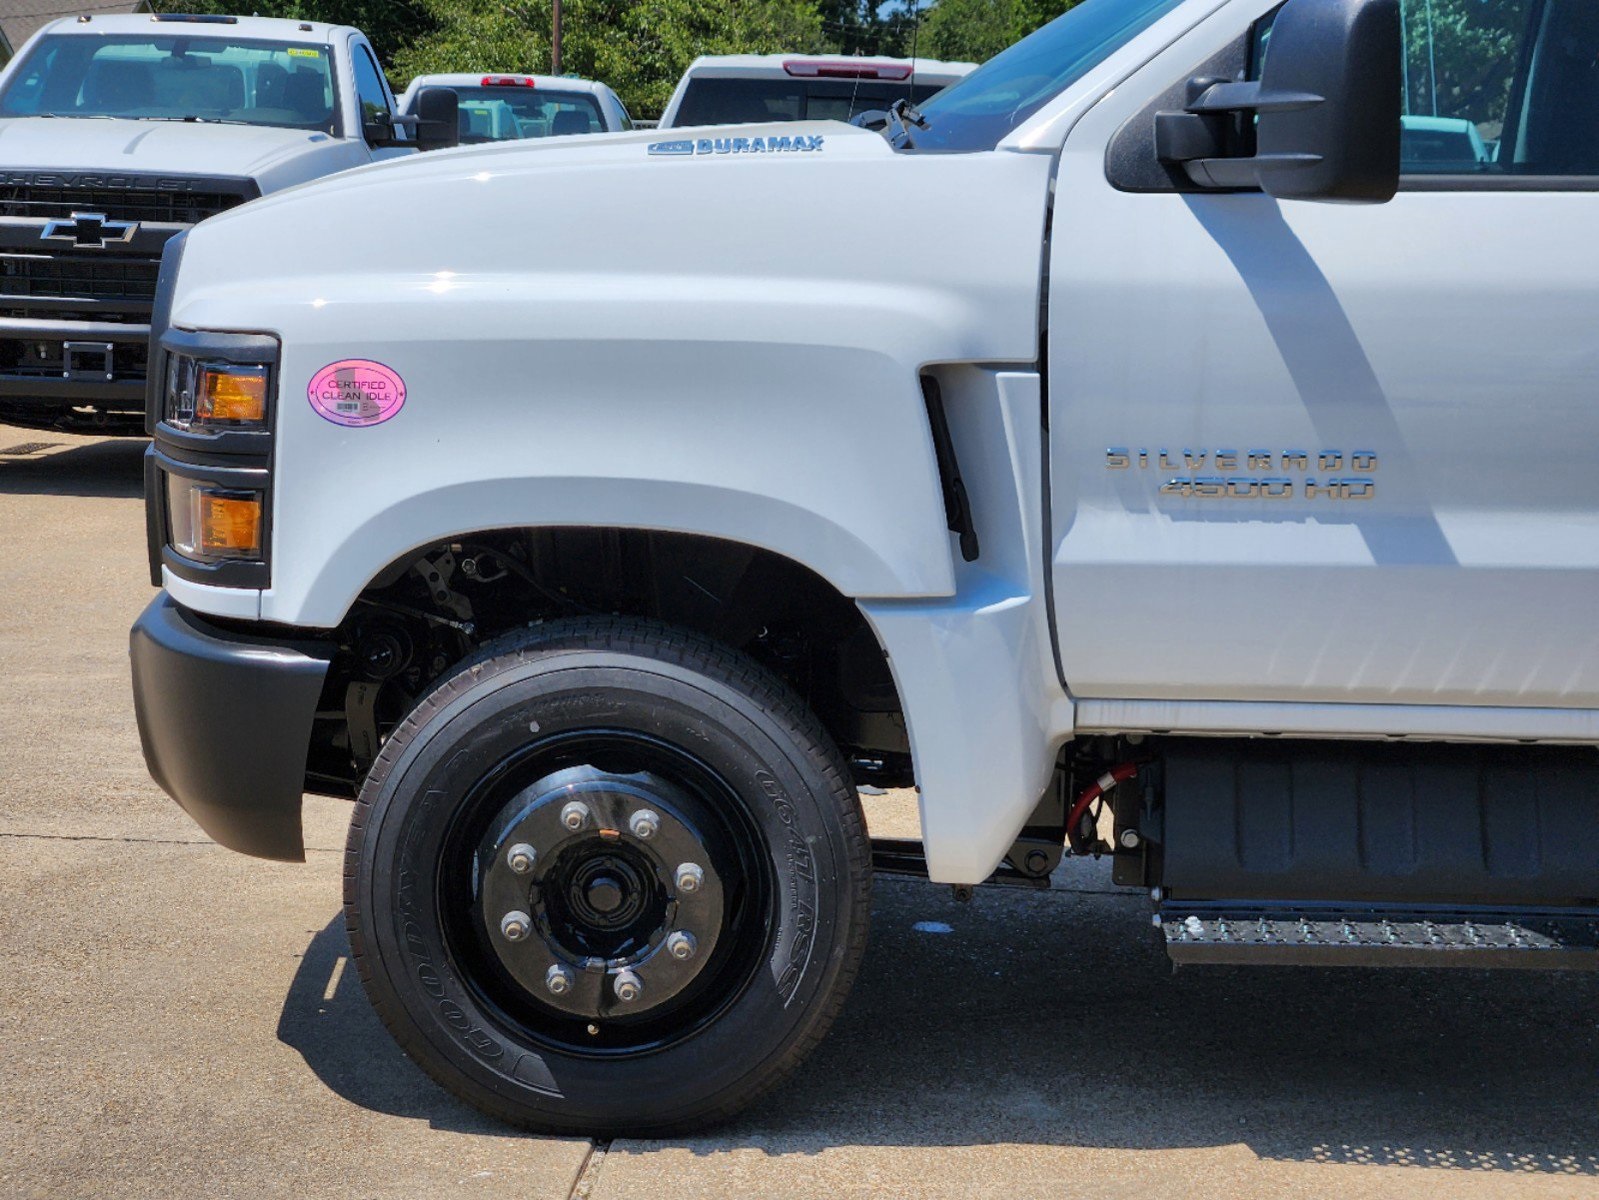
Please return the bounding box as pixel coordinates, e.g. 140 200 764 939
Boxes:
3 425 1598 1198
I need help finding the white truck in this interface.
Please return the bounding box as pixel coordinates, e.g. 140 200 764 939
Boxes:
0 12 456 433
397 73 633 142
131 0 1599 1135
656 53 973 129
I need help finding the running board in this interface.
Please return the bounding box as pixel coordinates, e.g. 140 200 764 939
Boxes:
1159 904 1599 970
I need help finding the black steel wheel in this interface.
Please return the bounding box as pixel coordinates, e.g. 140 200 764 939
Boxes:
344 617 872 1134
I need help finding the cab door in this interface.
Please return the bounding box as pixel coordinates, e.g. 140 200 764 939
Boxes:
1048 0 1599 710
350 37 411 163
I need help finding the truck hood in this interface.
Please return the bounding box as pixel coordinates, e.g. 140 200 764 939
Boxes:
0 117 354 190
174 115 1051 367
208 118 885 206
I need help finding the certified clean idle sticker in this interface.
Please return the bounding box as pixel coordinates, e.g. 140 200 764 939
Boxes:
307 359 406 427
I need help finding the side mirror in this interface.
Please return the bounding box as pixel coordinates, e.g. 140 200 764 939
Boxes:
1156 0 1401 201
362 109 397 148
410 86 460 152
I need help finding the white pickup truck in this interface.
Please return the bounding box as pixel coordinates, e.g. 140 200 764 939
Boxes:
397 73 632 142
656 53 973 128
131 0 1599 1135
0 12 455 433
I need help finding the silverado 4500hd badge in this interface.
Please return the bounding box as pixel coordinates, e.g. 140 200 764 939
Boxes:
648 135 825 157
1107 447 1378 500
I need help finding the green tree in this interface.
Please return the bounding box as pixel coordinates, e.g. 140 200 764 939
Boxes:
166 0 435 69
391 0 826 118
919 0 1075 64
1400 0 1525 135
598 0 829 114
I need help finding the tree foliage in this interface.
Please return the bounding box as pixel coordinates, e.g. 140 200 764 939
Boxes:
387 0 829 117
919 0 1075 64
166 0 435 69
164 0 1079 116
1400 0 1525 135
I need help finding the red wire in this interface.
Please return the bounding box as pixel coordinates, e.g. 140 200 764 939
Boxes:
1067 761 1141 850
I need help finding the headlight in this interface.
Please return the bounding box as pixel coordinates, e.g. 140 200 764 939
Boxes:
165 355 273 430
166 476 264 560
147 323 279 589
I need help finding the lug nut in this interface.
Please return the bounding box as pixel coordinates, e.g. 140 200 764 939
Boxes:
507 842 537 874
560 800 591 832
500 910 532 942
665 931 697 961
629 808 660 840
675 862 705 893
1119 829 1142 850
612 969 644 1003
545 964 573 995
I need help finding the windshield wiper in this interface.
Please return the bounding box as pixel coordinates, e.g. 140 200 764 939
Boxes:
851 98 929 148
887 98 928 149
891 97 929 130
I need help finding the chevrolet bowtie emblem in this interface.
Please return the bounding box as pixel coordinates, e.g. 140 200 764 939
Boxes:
41 211 137 248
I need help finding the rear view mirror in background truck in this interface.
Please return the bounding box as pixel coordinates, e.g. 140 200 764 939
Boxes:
1156 0 1401 201
411 86 461 152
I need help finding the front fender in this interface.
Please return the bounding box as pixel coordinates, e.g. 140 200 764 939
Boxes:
282 475 922 628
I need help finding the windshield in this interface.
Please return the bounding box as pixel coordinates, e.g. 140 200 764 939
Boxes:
673 78 951 127
428 86 605 142
0 34 340 133
910 0 1187 151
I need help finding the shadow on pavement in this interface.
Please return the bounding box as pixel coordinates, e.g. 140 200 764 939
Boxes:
0 437 146 499
282 879 1599 1173
276 917 523 1137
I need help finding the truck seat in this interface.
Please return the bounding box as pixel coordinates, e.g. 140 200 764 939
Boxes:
551 109 593 136
80 60 154 113
284 68 330 124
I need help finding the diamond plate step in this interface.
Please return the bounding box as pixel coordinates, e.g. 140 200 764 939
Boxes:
1160 905 1599 970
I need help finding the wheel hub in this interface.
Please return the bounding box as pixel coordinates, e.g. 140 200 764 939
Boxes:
476 765 726 1021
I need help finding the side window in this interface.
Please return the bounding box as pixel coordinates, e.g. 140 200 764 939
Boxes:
1253 0 1599 179
1512 0 1599 174
1396 0 1532 173
351 44 390 127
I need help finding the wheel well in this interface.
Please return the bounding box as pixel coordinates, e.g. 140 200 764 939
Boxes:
305 527 911 796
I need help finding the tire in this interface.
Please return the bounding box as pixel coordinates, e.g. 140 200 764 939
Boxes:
343 616 872 1134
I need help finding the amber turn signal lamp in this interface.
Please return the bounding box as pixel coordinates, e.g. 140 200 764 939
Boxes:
197 491 262 558
197 365 268 424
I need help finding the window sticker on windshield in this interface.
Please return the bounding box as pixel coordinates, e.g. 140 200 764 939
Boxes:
308 360 406 428
287 47 323 57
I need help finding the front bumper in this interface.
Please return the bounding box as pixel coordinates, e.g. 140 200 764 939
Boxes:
0 317 149 407
130 594 333 861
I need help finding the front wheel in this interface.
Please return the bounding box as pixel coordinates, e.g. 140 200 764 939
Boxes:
343 617 872 1134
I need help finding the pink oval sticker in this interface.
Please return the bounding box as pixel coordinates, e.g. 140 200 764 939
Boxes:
307 359 406 427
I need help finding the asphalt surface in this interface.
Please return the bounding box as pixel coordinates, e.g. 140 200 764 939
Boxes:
4 426 1599 1199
